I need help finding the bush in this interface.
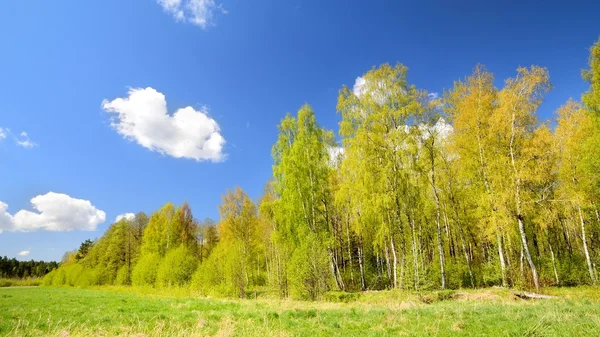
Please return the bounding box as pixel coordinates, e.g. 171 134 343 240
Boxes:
42 270 57 286
191 246 226 296
132 253 161 286
0 278 42 287
323 291 361 303
116 266 132 286
191 244 248 297
75 268 102 287
65 264 84 286
52 268 67 286
288 233 332 300
436 289 456 301
0 279 13 287
156 246 198 288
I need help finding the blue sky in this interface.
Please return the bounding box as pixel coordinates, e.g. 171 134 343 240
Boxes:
1 0 599 261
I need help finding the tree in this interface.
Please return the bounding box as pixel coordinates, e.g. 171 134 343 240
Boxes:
288 233 332 300
582 38 600 115
337 63 422 290
445 65 507 286
75 240 94 261
494 66 551 290
555 100 598 284
216 187 261 297
272 104 341 294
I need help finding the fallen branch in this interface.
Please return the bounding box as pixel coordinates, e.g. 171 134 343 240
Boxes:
514 291 557 300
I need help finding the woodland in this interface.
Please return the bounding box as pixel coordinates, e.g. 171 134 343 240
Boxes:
42 38 600 300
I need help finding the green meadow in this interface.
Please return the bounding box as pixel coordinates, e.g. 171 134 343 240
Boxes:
1 286 600 336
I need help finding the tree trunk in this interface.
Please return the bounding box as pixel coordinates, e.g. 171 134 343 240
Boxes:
578 205 596 284
497 232 507 287
329 249 344 291
509 103 539 290
358 243 366 291
548 239 559 286
384 243 392 287
410 214 419 290
346 217 355 286
429 140 446 289
460 231 475 288
390 236 398 289
519 243 525 280
376 250 383 285
399 247 406 290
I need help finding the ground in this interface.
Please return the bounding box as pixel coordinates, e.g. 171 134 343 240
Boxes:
1 286 599 336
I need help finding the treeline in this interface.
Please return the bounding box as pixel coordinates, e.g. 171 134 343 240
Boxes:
0 256 58 279
46 38 600 299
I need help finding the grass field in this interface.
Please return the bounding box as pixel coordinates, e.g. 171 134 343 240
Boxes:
1 287 600 336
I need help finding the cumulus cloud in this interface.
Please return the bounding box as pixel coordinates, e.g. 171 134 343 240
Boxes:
115 213 135 222
18 250 30 257
417 118 454 142
328 146 345 166
102 87 226 162
352 77 367 97
0 128 6 140
16 131 37 148
157 0 227 28
351 76 405 106
0 192 106 233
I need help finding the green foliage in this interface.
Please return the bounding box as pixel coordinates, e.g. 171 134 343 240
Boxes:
156 245 198 288
322 291 361 303
191 244 226 296
288 233 332 300
75 268 101 287
582 37 600 114
0 278 41 287
131 253 161 286
42 37 600 299
115 266 131 286
0 256 58 279
41 270 56 286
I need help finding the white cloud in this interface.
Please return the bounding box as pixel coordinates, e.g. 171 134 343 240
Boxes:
351 76 404 105
102 87 226 162
0 202 13 234
352 77 366 97
115 213 135 222
0 192 106 233
0 128 36 148
18 250 30 257
328 146 345 166
417 118 454 143
16 131 37 148
428 92 439 100
157 0 226 28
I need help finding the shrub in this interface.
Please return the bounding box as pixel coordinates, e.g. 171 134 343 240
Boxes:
0 279 13 287
323 291 361 303
75 268 102 287
116 266 132 286
65 264 84 286
191 246 226 296
156 246 198 288
288 233 332 300
51 268 67 286
132 253 161 286
42 270 57 286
